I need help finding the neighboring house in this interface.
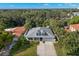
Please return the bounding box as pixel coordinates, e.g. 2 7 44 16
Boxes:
65 24 79 32
73 12 79 16
5 27 26 38
24 27 55 42
66 12 79 19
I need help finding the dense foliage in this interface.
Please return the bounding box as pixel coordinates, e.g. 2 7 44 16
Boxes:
0 31 13 50
68 16 79 24
0 9 71 30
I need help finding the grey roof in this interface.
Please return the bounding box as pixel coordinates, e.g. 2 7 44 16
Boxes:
24 27 55 39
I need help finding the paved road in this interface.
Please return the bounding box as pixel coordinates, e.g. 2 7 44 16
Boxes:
37 41 57 56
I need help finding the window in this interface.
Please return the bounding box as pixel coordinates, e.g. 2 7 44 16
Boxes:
29 38 32 40
36 30 41 36
36 30 48 36
42 31 48 36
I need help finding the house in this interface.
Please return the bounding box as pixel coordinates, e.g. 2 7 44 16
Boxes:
66 12 79 19
73 12 79 16
65 24 79 32
24 27 55 42
5 27 26 37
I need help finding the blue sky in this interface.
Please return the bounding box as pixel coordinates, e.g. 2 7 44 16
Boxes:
0 3 79 9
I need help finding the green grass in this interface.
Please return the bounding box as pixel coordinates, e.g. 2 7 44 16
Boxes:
54 43 66 56
14 45 37 56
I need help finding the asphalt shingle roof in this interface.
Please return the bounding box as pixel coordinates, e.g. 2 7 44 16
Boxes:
24 27 55 39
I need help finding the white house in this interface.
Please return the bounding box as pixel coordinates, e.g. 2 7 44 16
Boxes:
73 12 79 16
24 27 55 42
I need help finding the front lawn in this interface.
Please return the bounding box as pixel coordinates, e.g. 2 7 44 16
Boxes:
15 45 37 56
54 43 66 56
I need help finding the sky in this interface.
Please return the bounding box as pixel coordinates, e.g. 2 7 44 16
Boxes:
0 3 79 9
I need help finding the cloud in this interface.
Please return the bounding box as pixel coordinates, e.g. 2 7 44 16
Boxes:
65 3 78 7
69 4 77 7
43 4 49 6
57 4 63 6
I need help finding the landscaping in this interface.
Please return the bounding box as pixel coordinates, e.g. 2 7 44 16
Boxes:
10 35 39 56
15 45 37 56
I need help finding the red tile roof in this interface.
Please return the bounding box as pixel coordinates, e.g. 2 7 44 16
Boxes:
64 24 79 32
5 27 26 37
70 24 79 30
12 27 26 37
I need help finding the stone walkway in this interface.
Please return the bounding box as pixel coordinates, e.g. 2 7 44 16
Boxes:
37 41 57 56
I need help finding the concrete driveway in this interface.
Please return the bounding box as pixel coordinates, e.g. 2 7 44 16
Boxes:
37 41 57 56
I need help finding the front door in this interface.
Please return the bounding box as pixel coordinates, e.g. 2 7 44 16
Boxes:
40 38 43 41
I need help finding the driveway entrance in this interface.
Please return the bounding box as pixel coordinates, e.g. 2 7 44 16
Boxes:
37 41 57 56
